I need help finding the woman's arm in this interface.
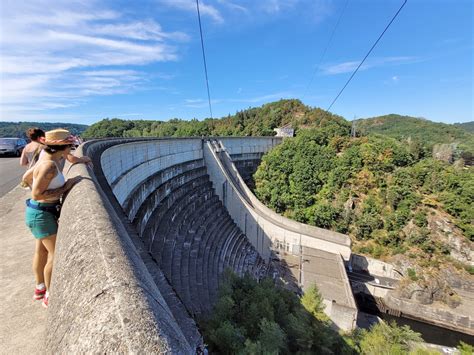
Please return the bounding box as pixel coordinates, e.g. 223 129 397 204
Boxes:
20 145 29 166
66 154 91 165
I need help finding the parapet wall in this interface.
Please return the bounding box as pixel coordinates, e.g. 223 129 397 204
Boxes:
47 141 195 353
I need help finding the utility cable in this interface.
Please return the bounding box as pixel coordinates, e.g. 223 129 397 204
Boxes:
326 0 408 112
196 0 213 118
303 0 349 100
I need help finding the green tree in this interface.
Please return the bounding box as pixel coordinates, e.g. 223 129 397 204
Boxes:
357 322 423 355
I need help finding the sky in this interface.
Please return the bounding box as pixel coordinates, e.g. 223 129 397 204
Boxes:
0 0 472 125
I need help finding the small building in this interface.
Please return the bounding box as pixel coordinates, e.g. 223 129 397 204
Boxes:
273 123 294 137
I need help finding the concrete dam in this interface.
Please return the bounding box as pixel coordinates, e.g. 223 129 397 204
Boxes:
47 137 355 353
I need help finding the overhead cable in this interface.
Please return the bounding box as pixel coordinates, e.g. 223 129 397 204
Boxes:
326 0 408 112
196 0 213 118
303 0 350 100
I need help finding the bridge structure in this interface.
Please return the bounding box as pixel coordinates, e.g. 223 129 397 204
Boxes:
46 136 357 353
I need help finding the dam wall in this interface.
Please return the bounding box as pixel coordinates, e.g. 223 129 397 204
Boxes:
99 138 270 318
47 136 357 351
204 140 356 331
205 140 352 260
218 137 281 186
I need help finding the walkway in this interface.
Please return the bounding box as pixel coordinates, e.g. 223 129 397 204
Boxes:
0 186 46 354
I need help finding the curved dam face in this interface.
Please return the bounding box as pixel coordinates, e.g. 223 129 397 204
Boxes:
100 138 276 317
47 136 354 353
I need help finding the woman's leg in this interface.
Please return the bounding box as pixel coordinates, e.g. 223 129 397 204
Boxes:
40 234 57 290
32 239 48 285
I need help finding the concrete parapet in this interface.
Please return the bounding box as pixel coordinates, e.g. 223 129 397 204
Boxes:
47 142 195 353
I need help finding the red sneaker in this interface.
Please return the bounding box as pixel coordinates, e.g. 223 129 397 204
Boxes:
33 287 46 300
42 294 49 308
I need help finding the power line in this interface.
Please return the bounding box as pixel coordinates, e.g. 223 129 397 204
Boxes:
303 0 349 100
196 0 213 119
326 0 408 112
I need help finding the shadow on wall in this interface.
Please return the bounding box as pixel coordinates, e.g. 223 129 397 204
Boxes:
350 254 404 279
271 253 302 295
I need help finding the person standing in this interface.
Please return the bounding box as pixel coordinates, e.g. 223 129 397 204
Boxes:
20 128 45 168
20 128 92 188
25 129 82 308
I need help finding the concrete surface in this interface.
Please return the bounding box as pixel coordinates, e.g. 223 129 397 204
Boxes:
0 186 46 354
0 157 24 197
46 144 195 353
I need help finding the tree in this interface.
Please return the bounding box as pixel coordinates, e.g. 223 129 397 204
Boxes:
357 322 423 355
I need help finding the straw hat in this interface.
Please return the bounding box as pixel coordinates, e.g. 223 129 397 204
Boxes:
44 129 75 145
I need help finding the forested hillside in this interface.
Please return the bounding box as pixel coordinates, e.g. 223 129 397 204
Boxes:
455 121 474 133
356 114 474 163
0 122 88 138
82 99 346 138
254 118 473 291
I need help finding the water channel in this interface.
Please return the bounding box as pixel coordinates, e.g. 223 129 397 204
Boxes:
355 295 474 347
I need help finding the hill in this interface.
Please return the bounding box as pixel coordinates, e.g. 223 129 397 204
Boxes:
82 99 349 139
254 119 473 307
0 122 89 138
356 114 474 163
454 121 474 133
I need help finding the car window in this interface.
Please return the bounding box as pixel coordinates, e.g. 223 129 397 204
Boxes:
0 138 15 144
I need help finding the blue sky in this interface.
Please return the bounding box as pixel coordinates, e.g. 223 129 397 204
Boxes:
0 0 472 125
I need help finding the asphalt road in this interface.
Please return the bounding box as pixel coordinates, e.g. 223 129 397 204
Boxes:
0 157 25 197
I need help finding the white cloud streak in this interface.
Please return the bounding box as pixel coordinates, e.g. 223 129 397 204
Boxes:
183 92 292 108
158 0 224 23
322 56 421 75
0 0 186 119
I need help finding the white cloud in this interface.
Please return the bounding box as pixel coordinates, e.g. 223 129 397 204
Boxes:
185 99 205 103
217 0 248 12
392 76 399 82
0 0 185 119
260 0 298 14
158 0 224 23
322 56 421 75
182 92 291 108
